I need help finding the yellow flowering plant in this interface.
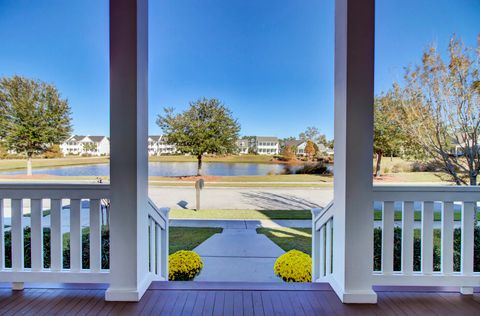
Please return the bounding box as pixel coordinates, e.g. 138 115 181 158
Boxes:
274 250 312 282
168 250 203 281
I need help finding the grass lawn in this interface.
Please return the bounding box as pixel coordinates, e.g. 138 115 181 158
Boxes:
169 227 222 254
257 227 312 255
373 210 480 221
170 209 312 220
0 157 109 172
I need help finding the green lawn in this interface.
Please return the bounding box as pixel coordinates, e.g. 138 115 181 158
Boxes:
170 209 312 220
373 210 480 221
256 227 312 255
169 227 222 254
0 157 109 171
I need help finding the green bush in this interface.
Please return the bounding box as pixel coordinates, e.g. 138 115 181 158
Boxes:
4 227 109 269
374 226 479 272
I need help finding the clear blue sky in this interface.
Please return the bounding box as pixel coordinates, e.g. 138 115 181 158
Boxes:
0 0 478 139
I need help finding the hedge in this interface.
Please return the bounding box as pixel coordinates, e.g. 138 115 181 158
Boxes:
3 227 109 269
373 226 480 272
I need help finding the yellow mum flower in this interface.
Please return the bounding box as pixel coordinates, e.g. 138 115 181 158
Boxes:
274 250 312 282
169 250 203 281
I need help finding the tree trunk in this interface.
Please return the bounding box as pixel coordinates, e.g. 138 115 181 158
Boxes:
197 155 203 176
27 154 33 176
375 151 382 177
470 174 477 186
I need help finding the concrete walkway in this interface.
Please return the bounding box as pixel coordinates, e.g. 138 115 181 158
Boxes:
171 218 311 229
193 228 285 282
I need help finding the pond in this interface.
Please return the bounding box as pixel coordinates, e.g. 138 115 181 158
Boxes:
1 162 305 177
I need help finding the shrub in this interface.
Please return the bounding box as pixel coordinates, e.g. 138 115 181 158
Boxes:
4 227 110 269
274 250 312 282
294 162 330 175
168 250 203 281
373 226 479 272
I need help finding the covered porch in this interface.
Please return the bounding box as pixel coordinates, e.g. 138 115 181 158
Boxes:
0 0 479 312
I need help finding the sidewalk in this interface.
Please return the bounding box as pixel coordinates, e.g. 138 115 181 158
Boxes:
193 228 285 282
170 218 311 229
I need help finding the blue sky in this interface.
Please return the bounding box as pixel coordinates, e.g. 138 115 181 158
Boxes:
0 0 478 139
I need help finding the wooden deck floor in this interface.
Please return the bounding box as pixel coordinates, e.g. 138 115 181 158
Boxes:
0 282 479 315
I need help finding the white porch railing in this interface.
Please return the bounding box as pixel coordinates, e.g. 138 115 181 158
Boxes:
147 198 169 281
311 201 334 282
0 183 170 288
312 185 480 293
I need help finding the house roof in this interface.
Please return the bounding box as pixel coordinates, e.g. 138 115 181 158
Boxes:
256 136 278 142
149 135 162 141
284 139 304 147
85 136 107 143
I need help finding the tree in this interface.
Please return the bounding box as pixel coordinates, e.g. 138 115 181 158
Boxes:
305 140 317 161
395 36 480 185
281 145 296 161
373 92 406 177
156 98 240 176
299 126 329 147
0 76 72 175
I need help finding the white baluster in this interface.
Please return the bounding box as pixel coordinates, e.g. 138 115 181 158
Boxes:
319 225 326 278
441 202 454 275
0 199 4 270
402 201 414 275
461 202 475 275
89 199 101 272
11 199 23 271
161 225 168 279
460 200 475 295
70 199 82 271
30 199 43 271
325 219 332 275
312 223 319 281
382 201 395 274
155 224 161 275
422 201 434 274
50 199 63 271
149 218 155 273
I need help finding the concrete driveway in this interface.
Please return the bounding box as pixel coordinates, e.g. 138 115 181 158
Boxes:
148 186 333 210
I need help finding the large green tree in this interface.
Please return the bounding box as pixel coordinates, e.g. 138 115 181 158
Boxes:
373 92 406 177
0 76 72 175
156 98 240 175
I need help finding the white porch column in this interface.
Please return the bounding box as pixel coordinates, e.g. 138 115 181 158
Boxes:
105 0 150 301
331 0 377 303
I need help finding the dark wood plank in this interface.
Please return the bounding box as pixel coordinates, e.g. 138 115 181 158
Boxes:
260 291 275 315
170 291 189 315
181 291 198 316
0 289 47 314
293 291 316 316
202 290 216 316
190 290 206 316
232 291 243 316
157 290 182 315
282 291 305 316
212 291 225 316
148 290 177 315
138 288 163 316
242 291 254 316
223 291 234 315
2 288 49 316
68 289 103 315
251 291 265 316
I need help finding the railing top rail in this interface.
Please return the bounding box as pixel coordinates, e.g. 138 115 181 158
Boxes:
0 183 110 199
148 197 169 225
373 185 480 202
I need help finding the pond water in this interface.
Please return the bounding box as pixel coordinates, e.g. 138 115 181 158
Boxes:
1 162 305 177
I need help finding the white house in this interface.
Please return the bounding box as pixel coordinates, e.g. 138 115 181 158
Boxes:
283 139 333 156
236 139 249 154
60 135 110 156
255 136 279 155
